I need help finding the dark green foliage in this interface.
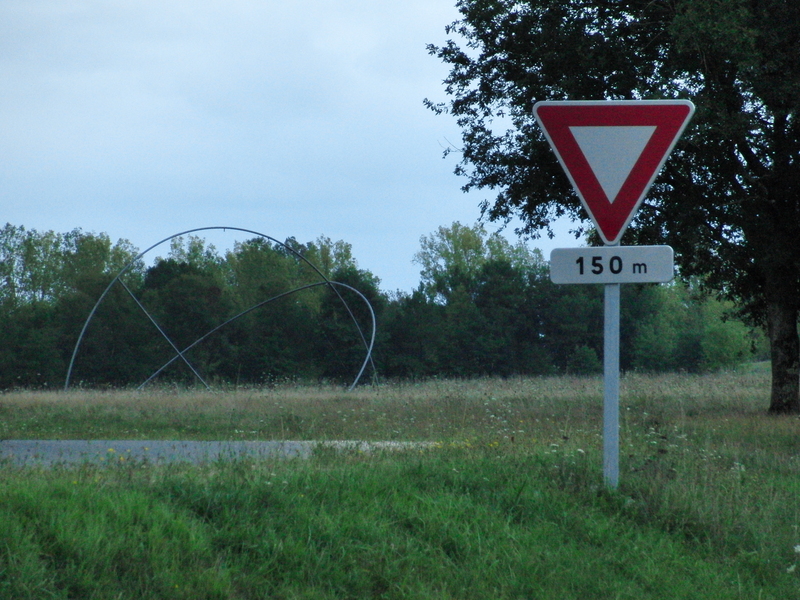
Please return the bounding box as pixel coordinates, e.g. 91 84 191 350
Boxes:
0 223 757 388
139 261 235 384
537 283 603 373
317 265 386 383
426 0 800 410
0 302 64 388
380 290 444 378
58 273 156 386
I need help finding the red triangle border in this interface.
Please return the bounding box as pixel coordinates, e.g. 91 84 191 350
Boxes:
534 101 694 245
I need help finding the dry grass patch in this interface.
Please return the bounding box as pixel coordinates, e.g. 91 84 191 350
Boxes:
0 371 775 445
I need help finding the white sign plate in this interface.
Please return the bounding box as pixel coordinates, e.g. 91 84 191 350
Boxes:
550 246 674 284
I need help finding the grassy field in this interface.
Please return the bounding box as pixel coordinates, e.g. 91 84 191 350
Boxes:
0 372 779 442
2 372 800 598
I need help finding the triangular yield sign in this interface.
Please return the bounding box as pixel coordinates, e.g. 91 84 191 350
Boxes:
533 100 694 245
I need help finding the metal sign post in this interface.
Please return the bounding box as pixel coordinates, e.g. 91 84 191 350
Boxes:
549 244 674 488
603 282 620 488
536 99 694 489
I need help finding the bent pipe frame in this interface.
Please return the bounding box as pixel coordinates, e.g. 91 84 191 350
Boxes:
93 234 227 391
117 277 212 389
137 280 376 391
64 226 377 392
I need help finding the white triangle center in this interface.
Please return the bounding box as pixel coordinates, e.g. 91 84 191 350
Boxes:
569 125 656 203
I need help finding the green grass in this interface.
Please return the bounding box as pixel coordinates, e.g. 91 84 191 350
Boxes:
3 448 796 599
0 372 773 442
2 372 800 598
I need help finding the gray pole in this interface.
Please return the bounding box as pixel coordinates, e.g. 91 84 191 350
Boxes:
603 282 621 488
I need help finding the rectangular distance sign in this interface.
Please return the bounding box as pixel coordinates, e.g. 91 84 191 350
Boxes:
549 246 674 284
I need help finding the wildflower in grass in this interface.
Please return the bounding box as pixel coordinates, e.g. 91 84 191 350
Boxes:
787 545 800 574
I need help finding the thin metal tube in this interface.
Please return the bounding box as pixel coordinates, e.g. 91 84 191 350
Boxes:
65 226 377 391
117 279 211 391
136 280 376 392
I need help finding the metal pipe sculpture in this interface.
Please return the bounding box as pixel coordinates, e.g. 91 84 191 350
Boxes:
64 227 377 391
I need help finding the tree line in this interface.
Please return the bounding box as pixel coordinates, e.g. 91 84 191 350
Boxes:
0 222 761 389
424 0 799 413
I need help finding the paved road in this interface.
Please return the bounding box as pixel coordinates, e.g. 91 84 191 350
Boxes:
0 440 431 467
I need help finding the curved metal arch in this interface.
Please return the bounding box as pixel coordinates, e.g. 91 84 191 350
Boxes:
64 226 377 391
137 280 376 391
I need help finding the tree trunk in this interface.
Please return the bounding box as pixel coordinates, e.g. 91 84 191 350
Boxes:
766 298 800 414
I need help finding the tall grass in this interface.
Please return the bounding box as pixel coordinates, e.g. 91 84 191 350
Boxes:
2 372 770 442
4 447 796 599
2 372 799 598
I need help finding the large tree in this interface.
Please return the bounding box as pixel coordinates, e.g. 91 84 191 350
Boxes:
427 0 800 412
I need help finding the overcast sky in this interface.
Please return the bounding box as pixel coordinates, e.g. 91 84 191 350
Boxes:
1 0 574 293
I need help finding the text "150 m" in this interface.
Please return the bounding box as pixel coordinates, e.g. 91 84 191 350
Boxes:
549 246 675 285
